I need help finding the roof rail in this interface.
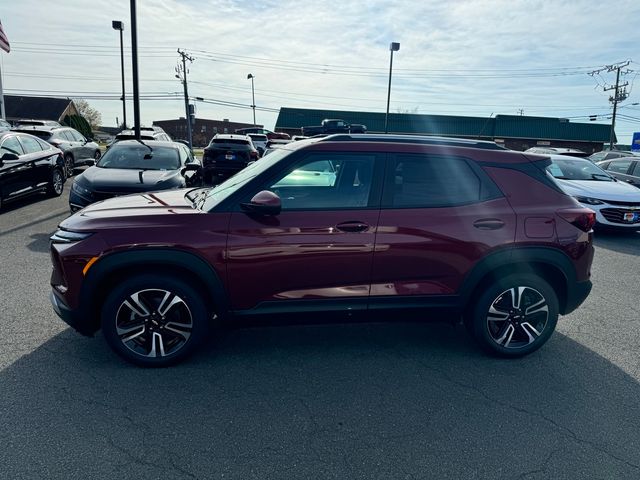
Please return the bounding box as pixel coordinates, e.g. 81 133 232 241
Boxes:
320 134 506 150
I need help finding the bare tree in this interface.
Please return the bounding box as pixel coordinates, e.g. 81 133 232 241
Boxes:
74 99 102 130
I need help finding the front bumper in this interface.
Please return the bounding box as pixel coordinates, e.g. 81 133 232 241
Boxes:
50 290 96 336
581 202 640 229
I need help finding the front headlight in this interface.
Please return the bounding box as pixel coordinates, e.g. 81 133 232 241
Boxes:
71 180 93 197
50 229 93 244
574 196 604 205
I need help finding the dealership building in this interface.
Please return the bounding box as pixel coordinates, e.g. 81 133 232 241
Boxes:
274 107 613 154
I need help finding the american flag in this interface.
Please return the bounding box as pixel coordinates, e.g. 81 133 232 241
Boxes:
0 21 10 53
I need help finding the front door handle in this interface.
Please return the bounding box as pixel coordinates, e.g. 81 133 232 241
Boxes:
336 221 369 233
473 218 505 230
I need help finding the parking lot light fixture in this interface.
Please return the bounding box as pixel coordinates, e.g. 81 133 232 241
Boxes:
112 20 126 129
385 42 400 134
247 73 256 126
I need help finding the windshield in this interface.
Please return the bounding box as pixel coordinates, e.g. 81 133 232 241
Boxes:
96 144 180 170
200 147 292 210
546 157 614 182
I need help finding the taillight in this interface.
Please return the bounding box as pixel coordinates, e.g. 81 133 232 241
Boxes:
250 151 259 160
557 208 596 232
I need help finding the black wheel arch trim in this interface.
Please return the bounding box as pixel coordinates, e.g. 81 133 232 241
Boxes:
458 246 580 315
79 248 228 331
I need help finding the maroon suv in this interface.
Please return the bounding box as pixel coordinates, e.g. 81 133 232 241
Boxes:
50 134 595 366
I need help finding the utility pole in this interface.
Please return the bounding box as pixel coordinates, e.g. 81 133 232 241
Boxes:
176 49 194 149
589 61 632 150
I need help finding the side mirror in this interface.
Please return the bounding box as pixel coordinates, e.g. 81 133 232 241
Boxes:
183 162 201 171
240 190 281 216
1 152 19 161
84 159 95 167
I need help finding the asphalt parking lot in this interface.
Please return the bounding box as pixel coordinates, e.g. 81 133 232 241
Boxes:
1 187 640 479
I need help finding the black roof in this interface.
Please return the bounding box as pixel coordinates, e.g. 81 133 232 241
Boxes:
4 95 73 122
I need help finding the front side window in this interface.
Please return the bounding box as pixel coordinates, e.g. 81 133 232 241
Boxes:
267 153 375 210
387 154 491 208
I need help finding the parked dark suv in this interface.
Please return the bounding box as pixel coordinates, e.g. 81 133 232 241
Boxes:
50 134 595 366
201 133 259 184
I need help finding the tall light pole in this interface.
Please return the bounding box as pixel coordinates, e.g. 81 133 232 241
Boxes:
247 73 256 126
129 0 141 140
384 42 400 134
112 20 126 129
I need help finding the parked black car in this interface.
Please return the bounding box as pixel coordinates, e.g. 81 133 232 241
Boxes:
69 140 202 212
202 134 259 184
596 157 640 188
12 126 100 178
0 131 65 209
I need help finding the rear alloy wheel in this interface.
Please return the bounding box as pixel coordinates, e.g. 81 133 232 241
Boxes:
64 153 74 179
101 275 209 367
467 274 558 357
47 168 65 197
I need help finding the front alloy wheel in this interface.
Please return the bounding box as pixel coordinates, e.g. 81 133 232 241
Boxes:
116 289 193 358
102 275 209 366
467 274 559 357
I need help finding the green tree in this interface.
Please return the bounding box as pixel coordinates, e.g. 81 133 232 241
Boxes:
73 99 102 130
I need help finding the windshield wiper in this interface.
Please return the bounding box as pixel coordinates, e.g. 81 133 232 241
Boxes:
591 173 613 181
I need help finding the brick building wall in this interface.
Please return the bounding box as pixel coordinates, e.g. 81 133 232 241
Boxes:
153 118 262 147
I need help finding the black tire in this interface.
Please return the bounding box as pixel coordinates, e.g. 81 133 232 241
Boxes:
64 153 74 179
466 274 559 357
101 275 210 367
46 168 65 197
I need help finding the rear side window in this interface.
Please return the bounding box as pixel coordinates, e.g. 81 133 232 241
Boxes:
607 159 633 174
631 161 640 175
385 154 501 208
60 130 74 141
20 135 44 154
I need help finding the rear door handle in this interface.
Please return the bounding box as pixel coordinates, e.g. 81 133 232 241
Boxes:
473 219 505 230
336 221 369 233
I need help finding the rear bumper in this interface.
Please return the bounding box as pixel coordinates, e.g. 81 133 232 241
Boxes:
50 290 96 336
562 279 592 315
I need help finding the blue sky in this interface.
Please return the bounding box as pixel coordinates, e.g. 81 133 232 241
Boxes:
2 0 640 141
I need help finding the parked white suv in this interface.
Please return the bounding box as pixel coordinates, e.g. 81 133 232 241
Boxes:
247 133 268 156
